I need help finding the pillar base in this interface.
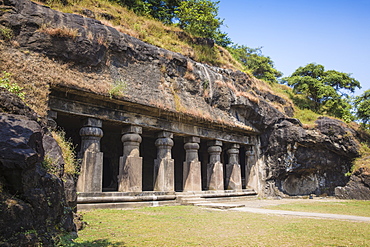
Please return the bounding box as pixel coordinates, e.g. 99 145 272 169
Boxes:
225 164 242 191
118 156 143 192
207 161 224 191
154 158 175 192
77 151 103 192
183 160 202 192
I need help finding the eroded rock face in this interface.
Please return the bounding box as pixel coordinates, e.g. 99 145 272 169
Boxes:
261 117 360 196
335 167 370 200
0 90 75 245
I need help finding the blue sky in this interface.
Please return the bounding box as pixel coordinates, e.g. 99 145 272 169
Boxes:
218 0 370 96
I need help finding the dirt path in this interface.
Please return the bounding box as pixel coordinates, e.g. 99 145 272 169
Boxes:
199 198 370 222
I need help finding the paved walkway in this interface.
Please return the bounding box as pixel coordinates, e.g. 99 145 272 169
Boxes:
197 198 370 222
230 206 370 222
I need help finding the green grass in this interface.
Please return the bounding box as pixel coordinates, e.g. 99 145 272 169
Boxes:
265 200 370 217
65 205 370 246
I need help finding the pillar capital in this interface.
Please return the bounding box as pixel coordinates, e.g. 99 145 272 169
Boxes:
79 126 104 138
207 140 222 147
82 117 102 128
184 136 200 144
157 131 173 139
230 143 240 149
121 133 142 144
122 125 142 134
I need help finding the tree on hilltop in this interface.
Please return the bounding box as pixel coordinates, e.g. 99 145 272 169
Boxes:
228 45 282 84
282 63 361 121
355 89 370 128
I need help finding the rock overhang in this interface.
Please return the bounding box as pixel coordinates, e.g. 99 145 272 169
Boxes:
49 85 259 145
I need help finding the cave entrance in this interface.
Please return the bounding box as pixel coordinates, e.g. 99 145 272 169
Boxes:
140 131 156 191
173 136 185 192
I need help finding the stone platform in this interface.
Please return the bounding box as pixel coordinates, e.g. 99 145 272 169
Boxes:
77 189 257 210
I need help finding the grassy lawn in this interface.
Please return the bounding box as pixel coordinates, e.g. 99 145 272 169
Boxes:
265 199 370 217
63 204 370 246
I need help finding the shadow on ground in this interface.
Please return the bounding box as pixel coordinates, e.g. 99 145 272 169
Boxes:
62 238 125 246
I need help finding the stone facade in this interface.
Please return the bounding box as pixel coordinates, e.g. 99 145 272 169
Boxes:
49 87 258 202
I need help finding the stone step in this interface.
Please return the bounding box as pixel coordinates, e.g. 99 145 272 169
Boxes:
176 196 207 205
202 194 258 203
194 202 246 210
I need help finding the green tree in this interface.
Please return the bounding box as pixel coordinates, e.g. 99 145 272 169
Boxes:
228 45 282 83
282 63 361 121
116 0 180 23
175 0 222 38
355 89 370 127
116 0 231 46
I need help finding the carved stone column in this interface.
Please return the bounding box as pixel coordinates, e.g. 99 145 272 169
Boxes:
118 126 143 192
225 144 242 191
183 136 202 192
154 131 174 192
207 140 224 191
245 145 256 189
76 118 104 193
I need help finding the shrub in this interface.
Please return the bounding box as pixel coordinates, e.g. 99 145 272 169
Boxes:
51 130 78 176
109 79 127 98
0 26 13 41
0 71 25 100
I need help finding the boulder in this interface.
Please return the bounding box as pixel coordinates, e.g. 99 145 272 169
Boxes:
0 91 76 245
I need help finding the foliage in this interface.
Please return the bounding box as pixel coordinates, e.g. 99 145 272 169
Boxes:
282 63 361 121
42 154 60 175
114 0 231 47
109 79 127 98
0 26 13 41
0 71 25 100
175 0 220 38
355 89 370 127
51 130 78 176
350 142 370 174
228 45 282 84
114 0 181 24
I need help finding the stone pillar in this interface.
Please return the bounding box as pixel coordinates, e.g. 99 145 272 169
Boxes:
118 126 143 192
225 144 242 191
245 145 256 189
154 131 174 192
183 136 202 192
207 140 224 191
76 118 104 193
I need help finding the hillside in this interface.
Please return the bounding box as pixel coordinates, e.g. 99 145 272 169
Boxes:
35 0 244 70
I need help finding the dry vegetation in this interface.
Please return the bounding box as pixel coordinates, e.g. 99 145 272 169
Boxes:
51 130 78 176
37 23 79 39
36 0 243 70
0 45 112 116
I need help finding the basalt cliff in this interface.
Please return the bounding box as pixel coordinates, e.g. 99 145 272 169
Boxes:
0 0 369 245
